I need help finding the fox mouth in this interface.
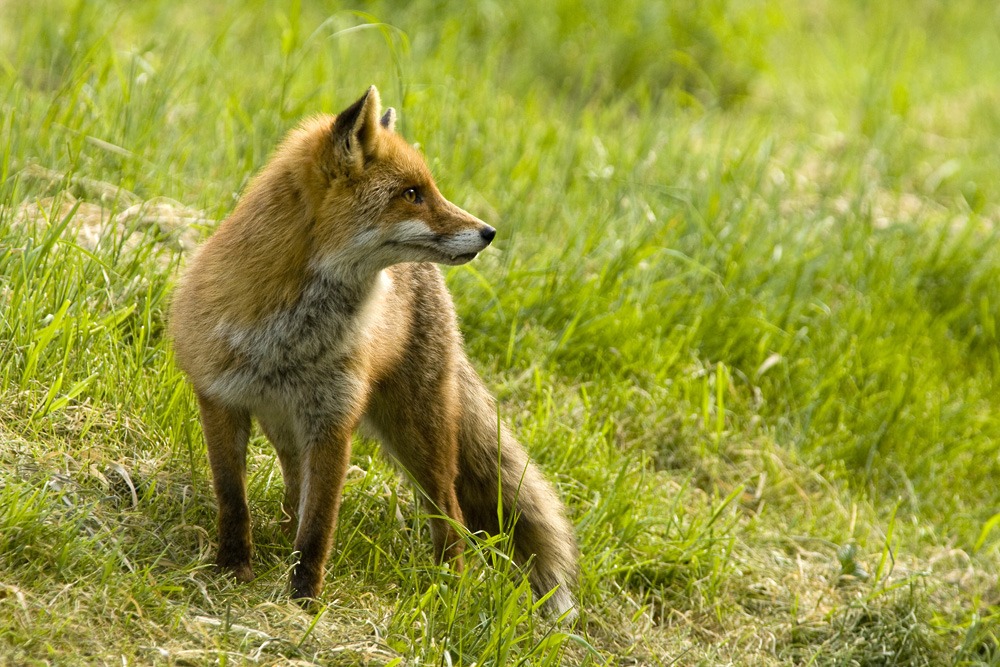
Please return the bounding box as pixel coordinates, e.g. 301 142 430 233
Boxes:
414 244 480 265
386 239 482 265
439 251 479 265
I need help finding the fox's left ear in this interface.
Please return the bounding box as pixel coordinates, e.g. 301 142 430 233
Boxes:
331 85 382 167
380 108 396 133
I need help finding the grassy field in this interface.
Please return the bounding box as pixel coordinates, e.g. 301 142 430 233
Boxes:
2 0 1000 664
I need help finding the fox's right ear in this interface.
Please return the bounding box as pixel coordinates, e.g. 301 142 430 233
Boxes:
331 86 382 169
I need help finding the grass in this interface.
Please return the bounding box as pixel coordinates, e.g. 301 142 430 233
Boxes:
2 0 999 664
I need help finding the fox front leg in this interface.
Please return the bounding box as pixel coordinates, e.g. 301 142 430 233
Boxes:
288 425 353 603
197 392 254 583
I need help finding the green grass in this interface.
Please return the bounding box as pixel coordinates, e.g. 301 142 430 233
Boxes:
2 0 1000 664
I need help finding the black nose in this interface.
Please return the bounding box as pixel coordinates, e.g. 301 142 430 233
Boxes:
480 225 497 244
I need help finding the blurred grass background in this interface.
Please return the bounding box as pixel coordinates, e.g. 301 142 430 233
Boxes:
1 0 999 664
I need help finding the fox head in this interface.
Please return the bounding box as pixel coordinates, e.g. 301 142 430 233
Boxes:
279 86 495 277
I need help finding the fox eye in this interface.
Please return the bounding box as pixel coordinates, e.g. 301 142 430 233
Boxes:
402 187 422 204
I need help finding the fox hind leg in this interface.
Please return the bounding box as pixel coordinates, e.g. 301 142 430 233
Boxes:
258 416 302 541
419 469 466 569
363 402 467 570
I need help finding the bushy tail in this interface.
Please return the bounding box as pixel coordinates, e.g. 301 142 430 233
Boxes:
453 358 579 619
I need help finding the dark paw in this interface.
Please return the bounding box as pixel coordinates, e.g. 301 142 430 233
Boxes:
217 558 254 583
290 567 321 607
290 584 322 612
293 592 321 613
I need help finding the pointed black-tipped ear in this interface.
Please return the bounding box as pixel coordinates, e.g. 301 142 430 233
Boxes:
380 107 396 133
331 85 381 167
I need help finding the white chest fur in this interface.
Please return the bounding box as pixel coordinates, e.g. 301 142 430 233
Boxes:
205 270 391 434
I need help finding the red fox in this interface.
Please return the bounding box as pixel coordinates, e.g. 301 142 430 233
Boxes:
170 87 577 617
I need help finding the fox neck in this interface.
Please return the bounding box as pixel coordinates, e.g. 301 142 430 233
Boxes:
306 228 407 289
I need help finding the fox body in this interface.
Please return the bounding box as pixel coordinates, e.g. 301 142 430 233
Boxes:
170 87 577 616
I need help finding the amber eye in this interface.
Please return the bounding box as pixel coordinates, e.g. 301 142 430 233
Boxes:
402 187 422 204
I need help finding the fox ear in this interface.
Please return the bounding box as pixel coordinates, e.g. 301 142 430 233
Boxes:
331 85 381 166
380 108 396 133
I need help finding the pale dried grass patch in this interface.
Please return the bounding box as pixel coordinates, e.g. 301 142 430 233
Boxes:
5 165 209 262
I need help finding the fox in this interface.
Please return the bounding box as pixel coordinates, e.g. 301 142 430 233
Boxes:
169 86 578 618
